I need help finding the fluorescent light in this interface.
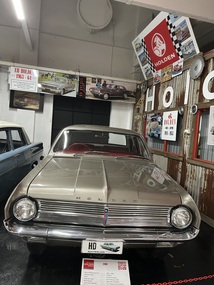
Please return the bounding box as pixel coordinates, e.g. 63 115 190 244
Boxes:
12 0 25 20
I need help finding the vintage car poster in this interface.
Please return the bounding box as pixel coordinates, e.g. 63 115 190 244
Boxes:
38 71 78 97
80 258 130 285
132 12 199 80
172 58 184 77
146 113 163 139
85 77 137 104
9 66 39 92
162 110 178 141
207 105 214 145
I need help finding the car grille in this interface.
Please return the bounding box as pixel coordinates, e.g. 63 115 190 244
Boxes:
35 199 172 228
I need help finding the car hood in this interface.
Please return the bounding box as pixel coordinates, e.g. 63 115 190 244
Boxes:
42 81 73 88
28 155 181 205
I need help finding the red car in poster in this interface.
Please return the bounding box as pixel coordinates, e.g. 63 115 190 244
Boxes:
89 84 133 100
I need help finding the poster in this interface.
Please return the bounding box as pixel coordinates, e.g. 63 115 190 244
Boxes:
207 106 214 145
146 113 163 139
80 258 130 285
85 77 137 104
38 71 78 97
9 66 39 92
132 12 199 80
162 110 178 141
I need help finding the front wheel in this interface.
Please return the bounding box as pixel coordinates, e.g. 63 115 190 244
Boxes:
27 243 47 255
103 93 109 100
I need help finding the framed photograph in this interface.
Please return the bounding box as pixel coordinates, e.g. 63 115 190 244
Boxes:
9 90 44 112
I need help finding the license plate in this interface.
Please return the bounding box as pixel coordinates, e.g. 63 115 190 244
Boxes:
81 239 123 255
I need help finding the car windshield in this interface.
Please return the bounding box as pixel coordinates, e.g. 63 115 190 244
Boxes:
106 84 115 89
52 129 150 159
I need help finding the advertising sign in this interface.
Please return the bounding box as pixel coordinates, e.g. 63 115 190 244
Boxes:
162 110 178 141
132 12 199 80
207 106 214 145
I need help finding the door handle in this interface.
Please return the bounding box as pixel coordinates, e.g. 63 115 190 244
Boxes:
14 153 20 157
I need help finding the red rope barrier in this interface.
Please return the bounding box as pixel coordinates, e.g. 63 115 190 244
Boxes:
141 274 214 285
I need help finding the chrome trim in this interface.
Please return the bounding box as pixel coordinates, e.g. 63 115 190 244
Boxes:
36 200 172 227
4 219 199 248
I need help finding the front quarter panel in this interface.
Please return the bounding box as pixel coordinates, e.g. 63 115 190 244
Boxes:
4 155 53 220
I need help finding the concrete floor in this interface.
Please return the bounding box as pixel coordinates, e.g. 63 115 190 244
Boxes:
1 199 214 285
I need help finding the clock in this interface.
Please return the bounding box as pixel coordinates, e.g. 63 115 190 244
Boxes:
189 55 205 79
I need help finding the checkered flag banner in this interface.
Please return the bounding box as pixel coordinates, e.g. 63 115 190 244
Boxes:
141 38 156 74
166 15 183 59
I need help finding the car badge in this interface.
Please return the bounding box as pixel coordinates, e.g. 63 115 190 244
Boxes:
103 207 109 225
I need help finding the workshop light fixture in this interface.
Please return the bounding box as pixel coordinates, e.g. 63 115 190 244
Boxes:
12 0 25 20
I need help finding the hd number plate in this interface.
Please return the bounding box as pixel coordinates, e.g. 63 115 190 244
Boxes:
81 239 123 255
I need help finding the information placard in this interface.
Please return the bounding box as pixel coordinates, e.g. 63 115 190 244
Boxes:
80 258 131 285
9 66 39 92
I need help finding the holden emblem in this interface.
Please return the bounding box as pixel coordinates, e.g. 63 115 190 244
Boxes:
103 207 109 225
152 33 166 57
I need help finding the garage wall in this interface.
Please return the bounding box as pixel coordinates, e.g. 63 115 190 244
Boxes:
0 67 53 155
0 66 135 155
133 52 214 227
0 0 139 153
110 102 134 129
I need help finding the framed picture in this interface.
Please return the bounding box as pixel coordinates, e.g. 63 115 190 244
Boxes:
9 90 44 112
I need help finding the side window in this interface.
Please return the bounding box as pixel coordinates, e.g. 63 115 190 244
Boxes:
0 130 9 153
11 129 25 149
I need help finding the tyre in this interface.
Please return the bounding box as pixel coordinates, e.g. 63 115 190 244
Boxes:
27 243 47 255
103 93 109 100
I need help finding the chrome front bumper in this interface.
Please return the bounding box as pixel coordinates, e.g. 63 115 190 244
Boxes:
4 219 199 248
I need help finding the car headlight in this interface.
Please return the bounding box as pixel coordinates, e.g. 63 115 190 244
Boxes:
170 206 192 229
13 198 37 222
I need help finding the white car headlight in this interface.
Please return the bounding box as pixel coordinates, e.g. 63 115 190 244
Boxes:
171 206 192 229
13 198 37 222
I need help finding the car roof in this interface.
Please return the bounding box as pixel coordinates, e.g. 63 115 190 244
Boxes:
0 120 22 129
63 124 140 136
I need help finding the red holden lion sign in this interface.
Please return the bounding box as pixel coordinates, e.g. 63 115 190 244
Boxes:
133 12 199 81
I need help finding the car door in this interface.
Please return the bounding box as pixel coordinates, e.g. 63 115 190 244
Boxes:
9 128 32 180
117 85 125 98
0 128 17 201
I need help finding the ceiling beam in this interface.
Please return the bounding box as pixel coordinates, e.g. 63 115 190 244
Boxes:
115 0 214 23
21 19 33 50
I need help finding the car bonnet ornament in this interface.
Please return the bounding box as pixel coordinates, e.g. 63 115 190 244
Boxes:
104 206 109 225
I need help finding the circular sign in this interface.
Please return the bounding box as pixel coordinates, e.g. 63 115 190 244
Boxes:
190 55 205 79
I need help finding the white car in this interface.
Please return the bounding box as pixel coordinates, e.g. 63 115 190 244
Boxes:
101 243 120 252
